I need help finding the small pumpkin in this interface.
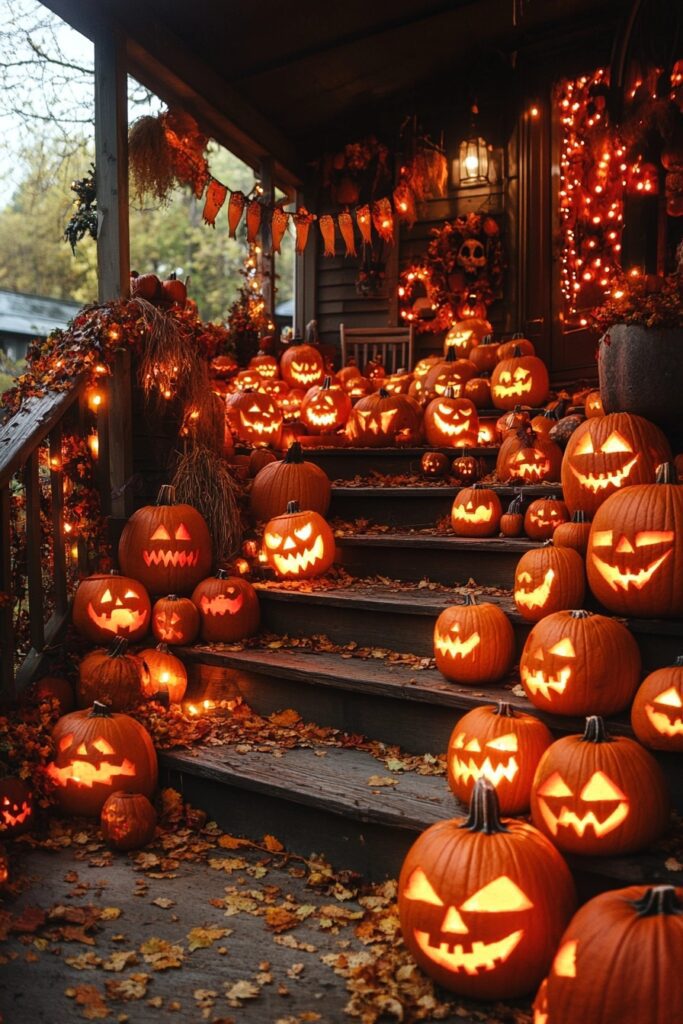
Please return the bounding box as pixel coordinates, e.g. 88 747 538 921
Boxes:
422 349 477 400
249 350 280 380
524 496 569 541
584 389 604 417
280 340 325 388
262 501 335 580
152 594 199 645
191 570 260 642
398 778 575 999
451 485 502 537
225 389 283 448
530 716 669 856
477 418 498 446
48 702 158 817
424 389 478 447
530 408 559 439
496 404 531 440
434 594 515 684
345 389 423 447
514 544 585 622
497 334 536 360
248 449 277 476
631 656 683 752
0 776 34 837
101 791 157 852
469 333 500 374
77 638 149 712
420 451 450 479
139 643 188 704
491 348 549 410
447 702 553 814
72 571 151 645
463 375 491 408
553 510 591 556
250 442 331 520
520 609 640 716
500 494 524 537
496 427 563 484
451 455 480 484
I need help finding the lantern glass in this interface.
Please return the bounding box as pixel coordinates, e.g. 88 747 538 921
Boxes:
458 136 489 186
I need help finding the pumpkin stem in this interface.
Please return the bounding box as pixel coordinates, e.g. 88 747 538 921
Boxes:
166 594 179 601
444 386 456 399
215 569 229 580
482 333 494 345
512 332 524 340
285 442 304 464
462 592 478 606
655 462 677 484
512 345 523 357
156 485 177 506
109 569 121 576
444 347 457 364
631 885 682 917
506 494 523 514
571 510 587 523
321 376 332 390
89 701 112 718
582 715 612 744
108 637 129 657
286 500 300 514
156 643 169 654
570 609 593 619
494 701 516 718
674 655 683 667
461 778 509 834
378 388 390 399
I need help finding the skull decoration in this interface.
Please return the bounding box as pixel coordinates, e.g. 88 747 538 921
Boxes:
0 777 33 837
530 716 670 856
398 779 576 999
631 656 683 752
424 390 479 447
191 570 260 642
451 486 502 537
71 571 151 645
457 238 487 274
434 594 515 685
262 501 335 579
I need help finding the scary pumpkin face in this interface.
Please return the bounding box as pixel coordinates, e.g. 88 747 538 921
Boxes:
424 394 478 447
249 352 279 380
444 323 476 357
345 391 423 447
524 498 569 540
513 546 585 623
152 594 199 645
450 730 520 789
72 572 151 645
280 342 325 388
434 596 515 685
262 503 335 580
234 369 264 391
561 413 671 516
277 388 304 420
423 355 477 400
191 571 260 642
451 487 502 537
491 354 549 410
300 377 351 434
139 644 188 704
631 657 683 752
589 527 674 594
0 777 33 837
530 716 670 856
226 390 283 447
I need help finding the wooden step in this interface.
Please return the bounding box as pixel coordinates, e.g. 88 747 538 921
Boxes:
330 483 562 527
291 445 498 478
160 742 683 887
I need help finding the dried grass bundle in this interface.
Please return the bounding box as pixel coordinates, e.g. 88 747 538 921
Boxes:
128 115 176 206
133 298 203 409
172 445 242 563
180 370 226 453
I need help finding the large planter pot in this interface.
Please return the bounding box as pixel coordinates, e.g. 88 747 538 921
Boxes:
599 324 683 442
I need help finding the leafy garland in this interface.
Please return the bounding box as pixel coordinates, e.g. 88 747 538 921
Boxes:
592 271 683 332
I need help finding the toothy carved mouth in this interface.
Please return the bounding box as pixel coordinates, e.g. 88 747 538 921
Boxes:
521 665 571 700
239 415 280 435
308 411 338 427
450 756 519 787
434 382 463 396
515 569 555 610
273 535 325 575
433 412 471 436
199 593 244 616
590 551 672 592
47 759 137 789
511 460 550 480
452 505 493 523
434 632 480 659
143 549 199 568
494 381 532 398
2 802 32 827
645 705 683 737
569 456 638 492
414 928 523 975
291 364 321 385
537 800 629 838
87 603 148 634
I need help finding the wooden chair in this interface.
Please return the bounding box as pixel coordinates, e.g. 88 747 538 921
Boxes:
339 325 414 375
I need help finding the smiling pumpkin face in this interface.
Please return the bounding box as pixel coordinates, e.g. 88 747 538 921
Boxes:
191 571 260 642
631 657 683 752
300 377 351 434
491 353 549 410
513 546 585 623
451 487 502 537
72 572 151 645
226 390 283 447
280 342 325 388
0 777 33 837
523 497 569 541
263 503 335 580
424 393 478 447
434 596 515 685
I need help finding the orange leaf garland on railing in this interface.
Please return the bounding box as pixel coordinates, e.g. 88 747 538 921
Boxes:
319 215 336 257
202 179 227 226
246 199 262 244
338 211 356 257
227 191 246 238
372 197 394 243
293 208 316 253
271 207 289 253
356 205 372 246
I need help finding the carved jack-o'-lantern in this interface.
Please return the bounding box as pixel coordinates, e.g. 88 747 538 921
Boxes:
118 485 212 596
520 609 640 716
48 702 158 817
561 412 671 516
584 390 604 418
139 643 188 704
447 703 553 814
421 451 450 479
277 387 304 421
497 428 563 485
530 716 669 856
477 418 497 446
152 594 200 645
491 349 549 410
536 884 683 1024
513 544 585 622
631 656 683 752
0 777 34 837
451 455 480 484
300 377 351 434
72 571 151 645
586 462 683 618
263 501 335 579
434 594 515 684
191 570 260 642
424 389 478 447
233 369 265 392
225 389 283 448
101 792 157 852
249 350 280 380
422 350 477 400
398 779 575 999
451 486 502 537
280 341 325 388
524 496 569 541
345 390 423 447
443 319 486 357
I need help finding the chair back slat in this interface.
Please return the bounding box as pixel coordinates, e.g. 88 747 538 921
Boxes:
340 325 414 375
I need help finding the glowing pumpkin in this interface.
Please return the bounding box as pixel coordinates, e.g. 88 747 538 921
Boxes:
561 412 671 516
191 570 260 642
263 501 335 579
531 716 669 855
524 496 569 541
586 462 683 618
451 486 502 537
469 334 499 374
520 609 640 716
151 594 199 645
497 405 531 440
424 390 478 447
0 777 34 837
422 350 477 400
463 375 491 409
434 594 515 684
584 390 604 417
491 349 549 410
451 455 480 484
514 544 585 622
118 485 212 596
72 571 151 645
553 510 591 556
447 702 553 813
398 779 575 998
76 638 149 712
48 702 158 817
477 418 498 446
497 429 563 484
497 334 535 360
250 442 331 521
537 884 683 1024
345 390 423 447
300 376 351 434
225 389 283 448
139 644 187 704
101 792 157 852
249 350 280 380
631 656 683 752
420 451 450 479
280 340 325 388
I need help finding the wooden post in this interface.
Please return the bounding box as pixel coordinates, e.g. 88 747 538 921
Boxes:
94 25 134 519
0 485 14 700
259 156 275 320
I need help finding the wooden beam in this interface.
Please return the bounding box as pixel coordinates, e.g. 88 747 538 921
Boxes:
259 157 275 320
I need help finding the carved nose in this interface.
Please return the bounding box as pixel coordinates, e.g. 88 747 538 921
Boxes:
115 598 123 606
616 536 634 554
283 537 296 550
442 906 468 934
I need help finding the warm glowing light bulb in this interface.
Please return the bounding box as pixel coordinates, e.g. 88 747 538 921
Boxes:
87 432 99 459
464 153 479 174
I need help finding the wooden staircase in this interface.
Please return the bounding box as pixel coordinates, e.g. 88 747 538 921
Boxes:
160 447 683 889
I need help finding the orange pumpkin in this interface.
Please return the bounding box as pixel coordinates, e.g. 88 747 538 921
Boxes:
424 390 478 447
491 349 549 410
280 340 325 388
248 449 277 476
496 404 531 439
249 350 280 380
72 571 151 645
469 333 500 374
631 656 683 752
434 594 515 684
514 545 585 622
345 390 423 446
524 496 570 541
553 510 591 556
451 485 502 537
500 494 524 537
250 442 331 520
421 451 450 478
447 702 553 814
101 792 157 851
584 389 604 417
191 570 260 642
139 643 188 703
463 375 491 408
77 638 149 712
225 389 283 448
262 502 335 579
496 429 563 484
497 334 536 360
422 350 477 400
0 777 34 837
151 594 199 645
300 376 351 434
48 702 158 817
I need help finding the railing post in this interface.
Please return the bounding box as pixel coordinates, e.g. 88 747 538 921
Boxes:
24 450 45 655
49 425 68 619
0 484 14 701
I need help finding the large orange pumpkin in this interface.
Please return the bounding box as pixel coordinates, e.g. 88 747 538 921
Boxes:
118 485 212 596
434 594 515 684
424 390 478 447
530 716 669 856
48 702 158 817
72 571 151 645
280 341 325 388
398 779 575 999
300 376 350 434
249 350 280 380
514 544 585 622
191 570 260 642
631 656 683 752
422 349 477 400
447 702 553 814
519 609 640 716
250 442 331 520
76 638 149 712
491 349 549 410
586 462 683 618
262 501 335 579
225 389 283 448
496 428 563 484
561 412 672 516
451 485 502 537
345 390 423 446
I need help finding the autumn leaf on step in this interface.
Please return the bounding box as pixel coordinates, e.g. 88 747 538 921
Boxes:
151 897 175 909
208 856 248 873
64 951 102 971
262 834 284 852
269 709 301 727
105 974 150 1001
264 906 299 933
217 834 251 850
367 775 397 787
187 926 229 952
139 937 184 970
225 979 261 1005
98 907 121 921
65 984 110 1020
102 950 139 972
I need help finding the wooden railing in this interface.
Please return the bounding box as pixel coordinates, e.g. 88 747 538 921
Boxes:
0 378 95 700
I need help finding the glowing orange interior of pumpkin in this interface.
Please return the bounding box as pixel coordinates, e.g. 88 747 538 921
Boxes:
494 367 532 398
521 639 575 700
590 530 675 592
645 686 683 736
453 501 494 523
552 940 578 978
515 569 555 610
48 731 137 789
450 731 520 787
435 625 481 659
265 521 326 576
86 584 148 635
569 430 638 492
1 796 32 827
536 770 629 837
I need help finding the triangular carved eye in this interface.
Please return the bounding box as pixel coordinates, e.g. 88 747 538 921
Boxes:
151 525 171 541
452 732 466 749
600 431 631 454
464 738 481 752
553 939 578 978
655 686 683 708
380 410 397 432
537 772 573 798
403 867 444 906
124 589 138 599
93 739 115 755
295 523 313 542
175 524 191 541
487 733 518 752
574 432 594 456
461 876 533 912
580 771 627 802
548 639 576 658
101 589 113 604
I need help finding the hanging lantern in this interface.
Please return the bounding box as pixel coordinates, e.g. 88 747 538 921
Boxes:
457 105 490 187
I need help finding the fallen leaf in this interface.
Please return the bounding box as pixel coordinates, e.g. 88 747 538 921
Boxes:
187 927 229 952
367 775 397 787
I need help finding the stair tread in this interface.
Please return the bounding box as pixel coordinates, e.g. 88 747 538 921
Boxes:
331 484 560 496
334 532 540 551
